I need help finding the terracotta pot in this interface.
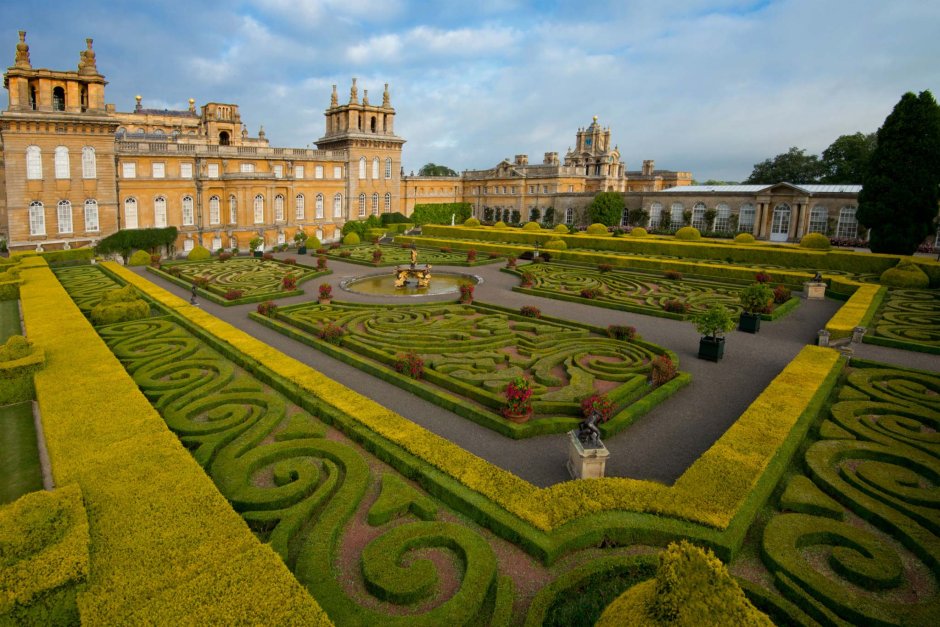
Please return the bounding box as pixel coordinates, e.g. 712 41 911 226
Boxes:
502 408 533 424
318 298 331 305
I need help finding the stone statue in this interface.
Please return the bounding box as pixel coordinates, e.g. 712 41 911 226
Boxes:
577 410 602 449
813 271 823 282
410 248 418 267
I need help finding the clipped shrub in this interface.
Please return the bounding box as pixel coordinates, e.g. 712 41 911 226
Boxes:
674 226 702 241
772 285 792 304
317 322 345 344
607 325 637 341
128 250 152 266
505 256 517 268
306 236 322 250
663 299 689 314
0 335 33 361
458 282 474 303
586 223 610 235
651 355 677 388
598 263 613 272
466 249 477 262
316 255 328 270
630 227 648 237
740 282 774 314
90 299 149 325
339 250 351 258
580 287 601 299
281 275 298 290
256 301 278 317
343 232 361 245
522 221 541 231
543 238 567 250
262 253 274 261
283 257 297 265
223 289 244 301
192 276 210 289
664 270 683 280
218 252 232 262
464 217 481 227
520 272 534 287
187 245 211 261
879 259 930 288
439 247 452 253
754 271 772 283
371 248 383 264
519 305 541 318
799 232 831 250
493 221 508 229
554 224 569 233
393 351 424 379
734 232 756 244
318 284 333 300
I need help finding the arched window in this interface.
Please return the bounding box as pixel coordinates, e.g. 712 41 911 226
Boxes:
384 192 391 213
738 204 755 233
274 194 285 221
124 197 138 229
714 203 730 232
371 192 379 215
54 146 70 179
358 193 366 217
154 196 167 228
836 206 858 239
385 157 392 179
691 202 707 230
52 86 65 111
219 131 230 146
370 116 377 133
372 157 379 179
670 202 684 230
229 195 238 224
565 207 574 225
82 147 96 179
359 157 366 179
621 206 630 227
315 194 323 219
29 201 45 236
84 199 99 232
26 146 42 180
209 195 220 225
296 194 306 220
333 193 343 217
808 206 828 234
182 195 194 226
648 202 662 228
57 200 73 234
254 194 264 224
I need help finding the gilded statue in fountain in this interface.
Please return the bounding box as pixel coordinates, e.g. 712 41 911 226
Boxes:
395 248 431 288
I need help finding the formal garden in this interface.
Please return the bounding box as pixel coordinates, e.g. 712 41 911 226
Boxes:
1 231 938 625
321 243 505 267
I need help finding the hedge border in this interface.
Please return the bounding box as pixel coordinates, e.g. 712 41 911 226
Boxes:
825 283 886 340
19 259 331 625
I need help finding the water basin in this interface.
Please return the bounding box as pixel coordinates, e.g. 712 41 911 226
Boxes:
341 272 480 297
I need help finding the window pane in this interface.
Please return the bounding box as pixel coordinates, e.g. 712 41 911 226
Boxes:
29 202 45 235
152 162 165 178
55 147 70 179
82 147 96 179
182 196 194 226
123 162 136 178
180 162 193 178
125 198 138 229
209 196 220 224
27 146 42 179
154 197 167 228
84 200 99 232
297 194 306 220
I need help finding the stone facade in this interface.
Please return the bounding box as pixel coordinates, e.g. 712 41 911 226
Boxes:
0 33 404 253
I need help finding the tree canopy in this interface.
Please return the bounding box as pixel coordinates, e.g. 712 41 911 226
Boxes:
587 192 625 226
744 147 823 184
858 90 940 254
820 132 877 183
417 163 458 177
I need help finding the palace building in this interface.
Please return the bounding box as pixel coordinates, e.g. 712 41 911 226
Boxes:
0 32 404 253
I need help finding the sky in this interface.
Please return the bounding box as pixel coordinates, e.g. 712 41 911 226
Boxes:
2 0 938 181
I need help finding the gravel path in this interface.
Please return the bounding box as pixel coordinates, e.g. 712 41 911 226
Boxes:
127 257 938 488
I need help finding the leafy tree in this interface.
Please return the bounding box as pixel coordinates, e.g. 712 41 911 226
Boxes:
744 147 823 184
96 227 178 263
411 202 472 225
587 192 625 226
417 162 458 177
693 179 740 186
858 90 940 254
820 132 876 183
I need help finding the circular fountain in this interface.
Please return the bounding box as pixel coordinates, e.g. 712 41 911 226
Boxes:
341 272 480 297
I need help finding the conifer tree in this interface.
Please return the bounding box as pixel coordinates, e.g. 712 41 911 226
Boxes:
858 91 940 254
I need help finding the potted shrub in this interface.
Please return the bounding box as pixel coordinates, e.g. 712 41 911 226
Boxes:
318 283 333 304
738 283 773 333
692 305 735 362
249 237 263 258
294 230 309 254
502 376 533 423
458 282 474 304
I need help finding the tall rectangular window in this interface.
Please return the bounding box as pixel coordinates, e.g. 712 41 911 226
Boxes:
333 193 342 217
207 163 219 178
180 162 193 179
315 165 323 179
738 204 755 233
808 206 828 234
26 146 42 180
385 158 392 179
209 196 220 225
372 158 379 179
240 163 255 173
123 162 136 178
275 195 285 221
333 166 342 179
295 165 305 179
84 200 99 232
154 197 167 228
124 198 138 229
55 147 70 179
29 202 45 235
273 165 283 178
315 194 323 219
229 195 238 224
152 162 165 178
254 195 264 224
82 147 96 179
182 196 194 226
296 194 306 220
57 201 73 233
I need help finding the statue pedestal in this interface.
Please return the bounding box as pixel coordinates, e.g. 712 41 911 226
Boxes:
803 281 827 300
566 430 609 479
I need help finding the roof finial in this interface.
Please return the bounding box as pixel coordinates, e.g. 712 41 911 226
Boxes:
78 38 97 75
135 95 142 112
362 89 369 106
14 31 30 69
349 78 358 104
330 84 338 107
188 98 196 113
258 125 265 138
383 83 390 107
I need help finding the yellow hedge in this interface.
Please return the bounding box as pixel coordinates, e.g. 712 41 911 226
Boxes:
19 260 330 625
825 283 885 339
111 263 841 534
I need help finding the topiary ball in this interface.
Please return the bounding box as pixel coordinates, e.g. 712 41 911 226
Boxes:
493 221 508 229
343 232 361 245
880 260 930 288
586 223 610 235
674 226 702 241
543 238 567 250
187 245 211 261
734 233 756 244
128 249 152 266
0 335 32 361
306 236 321 250
522 221 541 231
630 227 648 237
554 224 569 233
799 232 831 250
464 217 481 227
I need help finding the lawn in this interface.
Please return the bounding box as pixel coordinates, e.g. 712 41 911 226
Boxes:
0 401 43 505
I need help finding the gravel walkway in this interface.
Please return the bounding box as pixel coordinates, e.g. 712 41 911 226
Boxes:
127 257 939 488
